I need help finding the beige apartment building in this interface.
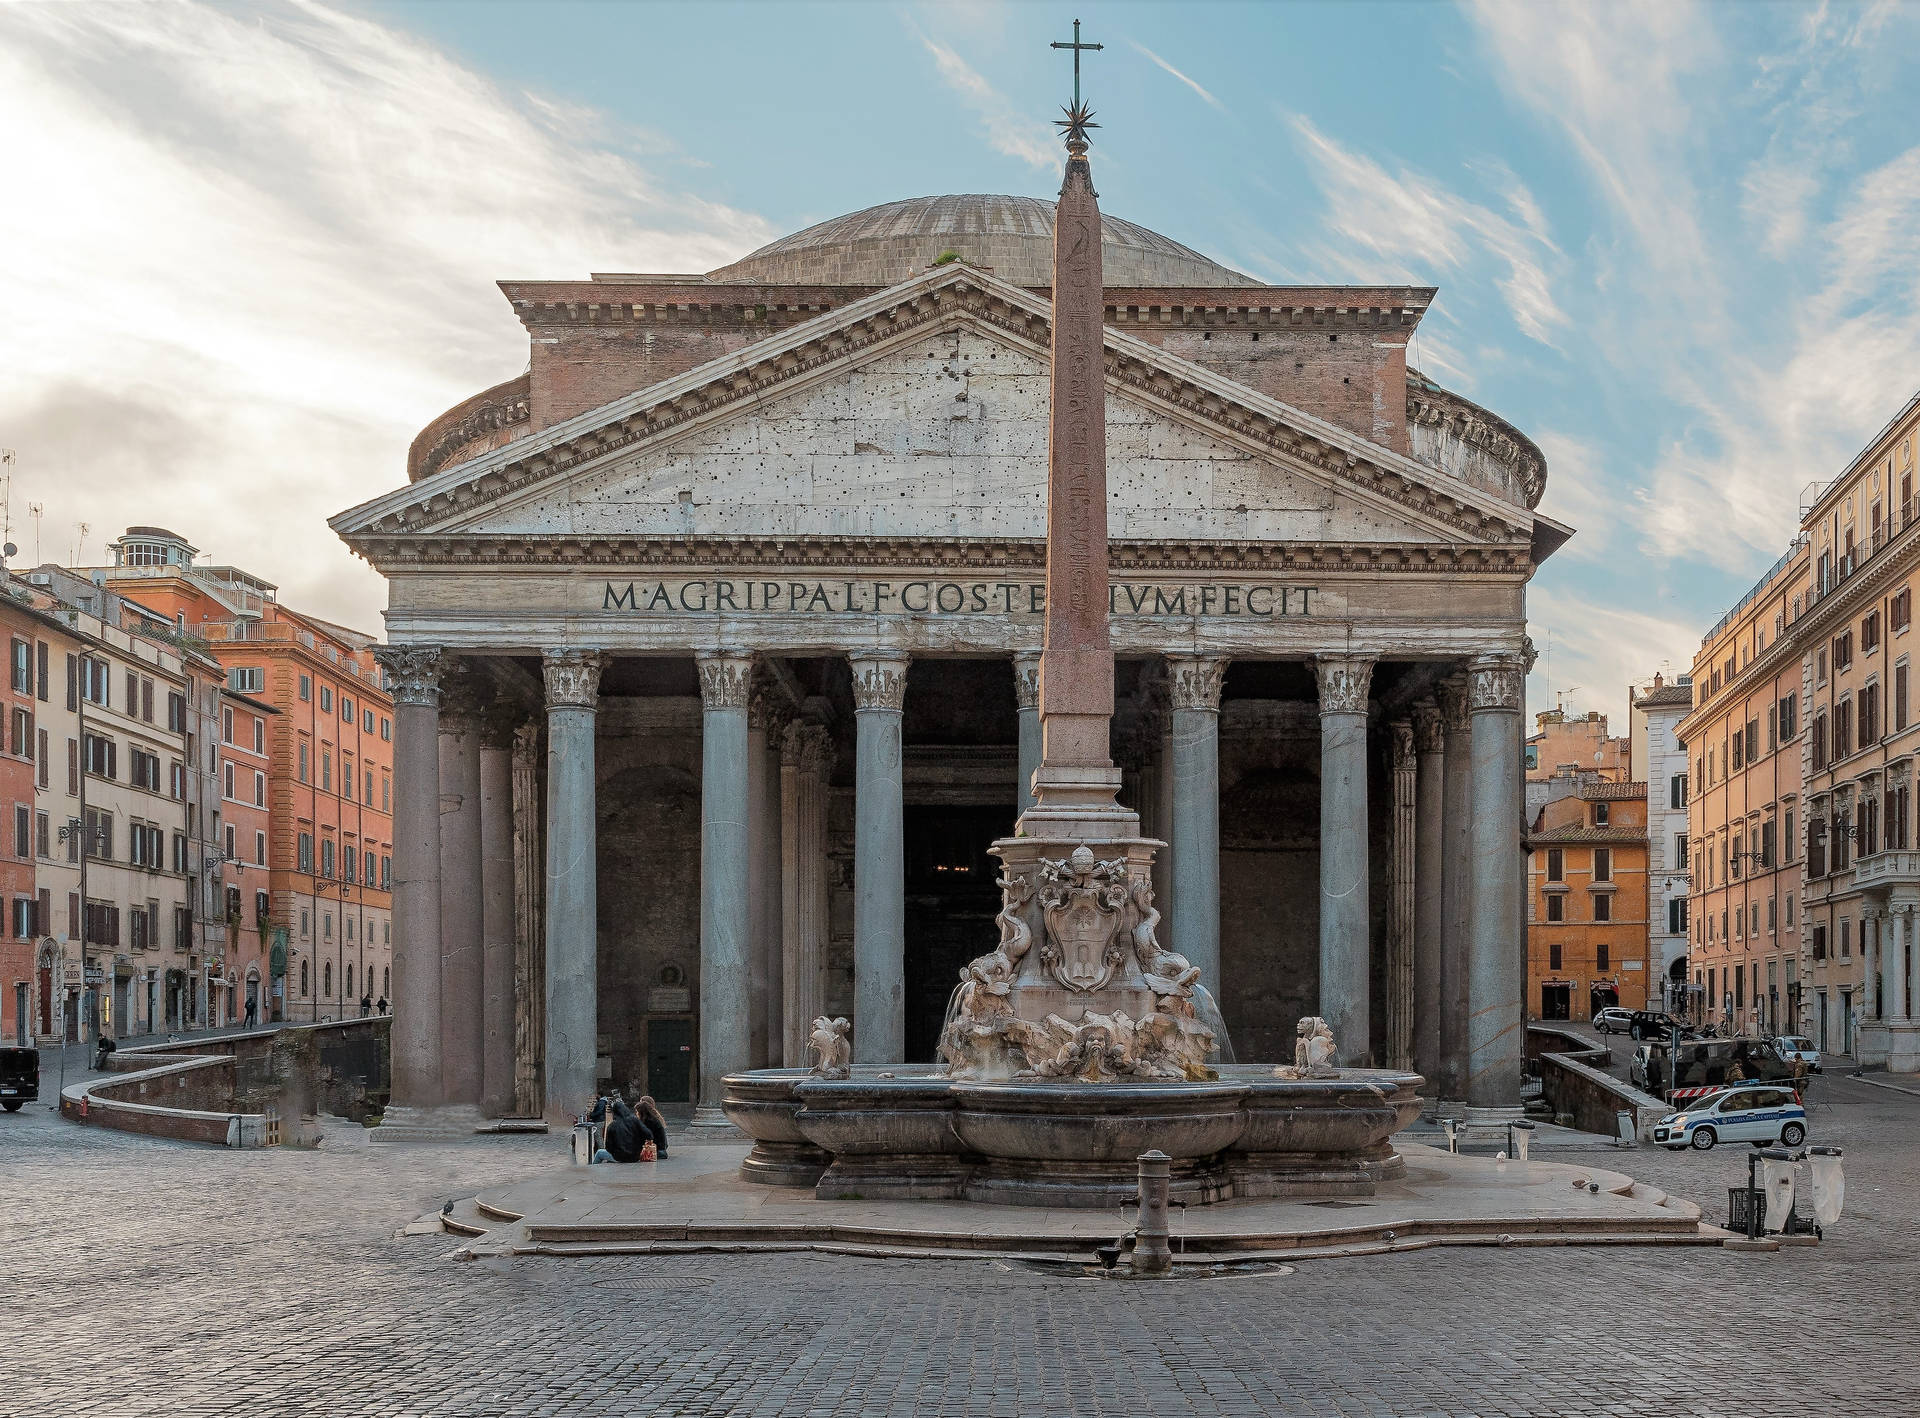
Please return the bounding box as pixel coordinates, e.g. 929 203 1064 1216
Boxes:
1683 388 1920 1069
1797 394 1920 1069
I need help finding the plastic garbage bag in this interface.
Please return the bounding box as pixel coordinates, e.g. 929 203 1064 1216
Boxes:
1759 1155 1797 1234
1809 1149 1845 1226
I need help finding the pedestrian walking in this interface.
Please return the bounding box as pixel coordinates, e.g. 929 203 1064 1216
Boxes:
376 996 388 1015
360 994 372 1018
243 997 257 1029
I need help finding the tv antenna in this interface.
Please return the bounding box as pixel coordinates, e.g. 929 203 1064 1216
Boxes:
72 521 89 567
27 504 42 563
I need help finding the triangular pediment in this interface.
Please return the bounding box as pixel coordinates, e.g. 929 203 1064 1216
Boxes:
333 263 1534 557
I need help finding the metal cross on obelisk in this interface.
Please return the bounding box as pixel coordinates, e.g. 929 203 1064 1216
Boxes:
1024 17 1134 838
1051 19 1103 110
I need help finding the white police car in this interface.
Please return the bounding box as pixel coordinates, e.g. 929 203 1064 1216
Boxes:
1652 1085 1807 1151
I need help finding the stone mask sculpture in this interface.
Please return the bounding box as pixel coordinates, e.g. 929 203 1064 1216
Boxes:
808 1016 852 1080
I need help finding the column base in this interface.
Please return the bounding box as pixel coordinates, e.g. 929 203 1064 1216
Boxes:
369 1104 485 1142
689 1105 742 1131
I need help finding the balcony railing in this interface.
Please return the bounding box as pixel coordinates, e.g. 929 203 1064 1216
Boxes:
1805 497 1918 612
1850 850 1920 890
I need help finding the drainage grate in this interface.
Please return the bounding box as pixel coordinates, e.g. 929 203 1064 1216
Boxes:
1302 1200 1374 1209
587 1275 715 1292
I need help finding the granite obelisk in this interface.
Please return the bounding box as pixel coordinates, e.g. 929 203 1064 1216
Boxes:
1020 103 1138 842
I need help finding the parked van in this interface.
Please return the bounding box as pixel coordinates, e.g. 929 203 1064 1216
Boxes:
1631 1036 1809 1098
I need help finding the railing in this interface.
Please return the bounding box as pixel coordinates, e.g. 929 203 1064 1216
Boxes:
1805 497 1918 613
1850 851 1920 889
1701 535 1809 647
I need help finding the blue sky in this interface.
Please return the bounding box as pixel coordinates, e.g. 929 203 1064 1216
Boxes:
5 1 1920 721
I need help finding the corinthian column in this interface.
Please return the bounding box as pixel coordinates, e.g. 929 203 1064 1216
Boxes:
1437 674 1472 1103
1167 655 1227 989
747 687 787 1070
1466 652 1526 1115
1387 718 1417 1071
437 666 485 1111
542 647 605 1126
1013 650 1042 819
850 652 909 1063
1411 701 1446 1086
374 646 443 1120
1316 654 1375 1066
510 721 544 1117
694 651 754 1124
478 703 519 1118
781 721 833 1065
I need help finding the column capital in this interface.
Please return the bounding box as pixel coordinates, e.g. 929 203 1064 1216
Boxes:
1391 718 1416 771
373 646 444 708
781 719 834 775
478 696 529 752
1412 699 1444 755
1467 653 1527 713
542 648 607 710
1012 651 1042 712
1166 654 1229 712
849 652 910 712
1314 654 1375 716
1436 673 1471 734
695 651 755 711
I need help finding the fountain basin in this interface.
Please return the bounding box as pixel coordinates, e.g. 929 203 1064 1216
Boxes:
795 1075 971 1201
720 1068 831 1187
723 1065 1424 1207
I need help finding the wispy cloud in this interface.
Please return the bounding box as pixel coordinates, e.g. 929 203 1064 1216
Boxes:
1284 115 1569 347
919 35 1057 171
0 1 772 628
1527 585 1699 723
1127 40 1224 111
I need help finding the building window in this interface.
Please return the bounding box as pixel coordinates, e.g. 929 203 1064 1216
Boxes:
1780 694 1798 741
1546 848 1564 882
228 667 264 694
1835 633 1853 671
363 708 374 734
300 960 309 996
299 674 311 702
320 686 332 714
297 832 312 873
1898 663 1910 732
1668 897 1688 934
1593 847 1613 882
1546 894 1564 923
298 742 309 783
222 706 234 743
83 733 117 778
1836 702 1853 759
253 717 265 754
1593 893 1612 922
321 751 330 792
255 830 266 866
1670 774 1688 809
9 639 29 695
1675 831 1689 865
1548 943 1563 971
321 839 334 878
255 770 266 807
1840 919 1852 958
1596 941 1610 970
380 716 391 742
1894 589 1912 632
1864 612 1882 653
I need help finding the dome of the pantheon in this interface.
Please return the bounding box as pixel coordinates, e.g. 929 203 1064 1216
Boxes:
705 194 1261 288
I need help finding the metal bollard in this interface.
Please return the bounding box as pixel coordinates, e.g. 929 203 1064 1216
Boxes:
1441 1117 1459 1154
1133 1150 1173 1277
1615 1109 1637 1148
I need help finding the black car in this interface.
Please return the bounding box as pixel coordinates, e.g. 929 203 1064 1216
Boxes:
1627 1010 1688 1041
0 1046 38 1112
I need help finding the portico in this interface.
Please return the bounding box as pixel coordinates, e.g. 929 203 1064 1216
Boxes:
335 193 1564 1128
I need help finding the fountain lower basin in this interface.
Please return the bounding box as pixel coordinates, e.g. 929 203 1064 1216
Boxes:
722 1064 1423 1208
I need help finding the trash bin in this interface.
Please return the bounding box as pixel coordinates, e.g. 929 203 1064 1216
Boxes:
1615 1109 1637 1146
1727 1186 1766 1234
1508 1120 1536 1162
1809 1147 1845 1226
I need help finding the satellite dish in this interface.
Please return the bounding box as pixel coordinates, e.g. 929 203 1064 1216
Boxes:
1 543 15 558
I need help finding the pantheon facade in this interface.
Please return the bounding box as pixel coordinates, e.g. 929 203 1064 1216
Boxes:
332 196 1566 1126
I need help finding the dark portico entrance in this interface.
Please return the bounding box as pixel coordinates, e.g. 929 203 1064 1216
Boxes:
903 805 1009 1063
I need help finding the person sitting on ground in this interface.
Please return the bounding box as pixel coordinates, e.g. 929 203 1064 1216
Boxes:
586 1095 649 1163
633 1095 669 1158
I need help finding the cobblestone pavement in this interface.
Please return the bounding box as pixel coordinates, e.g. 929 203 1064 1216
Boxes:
4 1073 1916 1418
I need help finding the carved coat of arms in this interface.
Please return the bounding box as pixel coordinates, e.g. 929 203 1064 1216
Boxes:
1035 846 1131 992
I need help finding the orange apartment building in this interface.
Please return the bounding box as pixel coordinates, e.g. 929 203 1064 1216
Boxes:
2 587 52 1048
94 529 394 1025
1526 708 1630 782
1527 778 1650 1021
1679 537 1809 1043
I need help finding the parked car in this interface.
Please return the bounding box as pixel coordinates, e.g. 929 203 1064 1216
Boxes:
1627 1010 1687 1040
1773 1035 1822 1073
1651 1085 1807 1151
1592 1006 1634 1034
1631 1035 1811 1096
0 1046 38 1112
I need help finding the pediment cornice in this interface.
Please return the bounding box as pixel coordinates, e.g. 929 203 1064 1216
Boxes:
332 264 1534 549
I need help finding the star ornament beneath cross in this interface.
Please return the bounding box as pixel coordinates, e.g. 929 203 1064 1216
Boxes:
1055 99 1099 155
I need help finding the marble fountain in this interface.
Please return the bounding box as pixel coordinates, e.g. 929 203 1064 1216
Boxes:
722 836 1424 1209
